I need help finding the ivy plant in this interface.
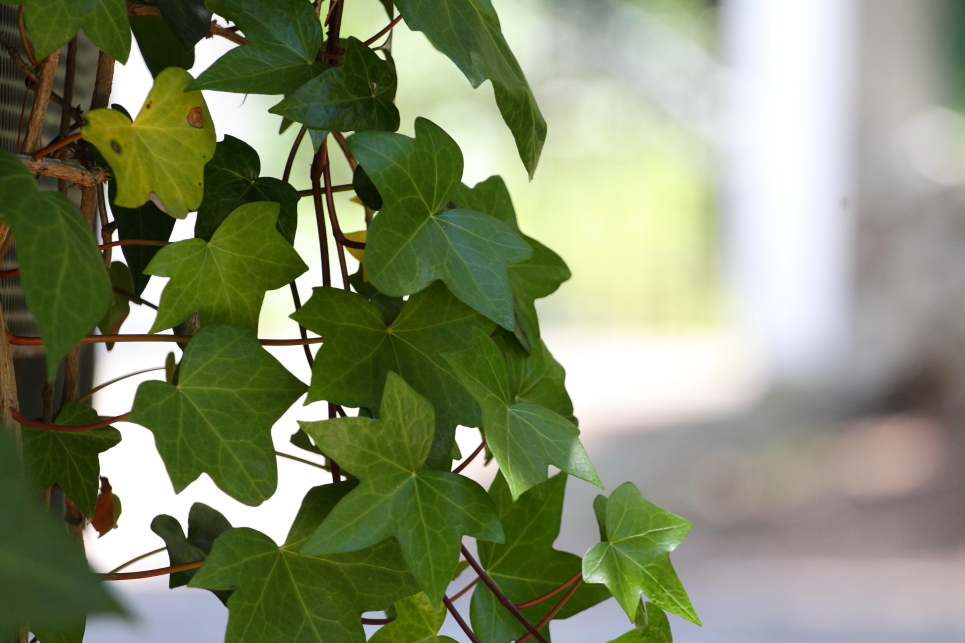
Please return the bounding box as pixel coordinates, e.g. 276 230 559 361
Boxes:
0 1 700 642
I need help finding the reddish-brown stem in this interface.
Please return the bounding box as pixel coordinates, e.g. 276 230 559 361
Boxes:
461 545 549 643
100 239 169 249
516 577 583 643
450 577 479 602
0 269 17 278
363 14 404 46
283 125 308 183
32 131 81 160
289 282 314 368
321 141 350 290
297 185 353 197
453 440 487 474
360 617 394 625
16 6 37 66
311 149 332 289
332 132 358 170
11 409 129 433
515 572 583 609
6 332 324 347
443 596 483 643
102 560 202 581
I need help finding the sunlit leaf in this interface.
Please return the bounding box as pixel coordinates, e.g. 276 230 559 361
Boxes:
608 602 674 643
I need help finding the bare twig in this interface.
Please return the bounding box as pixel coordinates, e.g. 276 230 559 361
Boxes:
10 409 129 433
21 49 59 153
453 440 487 474
443 596 483 643
18 155 110 188
516 578 583 643
363 14 403 46
102 560 203 581
78 367 165 403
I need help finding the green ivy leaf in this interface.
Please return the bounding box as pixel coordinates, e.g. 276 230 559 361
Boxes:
98 262 134 350
189 482 421 643
108 172 176 296
189 0 328 95
270 37 400 133
608 602 674 643
368 592 446 643
0 150 111 378
495 330 576 424
348 118 532 329
130 15 194 78
21 402 122 518
151 503 233 603
471 472 611 643
444 329 599 499
0 431 123 640
155 0 212 49
299 373 504 602
352 164 383 211
147 201 308 333
82 67 216 219
7 0 130 63
290 282 494 470
195 135 299 244
582 483 699 625
129 324 306 505
348 268 402 324
394 0 546 178
454 177 570 352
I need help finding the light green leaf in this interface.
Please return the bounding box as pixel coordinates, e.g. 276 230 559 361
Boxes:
151 503 233 603
394 0 546 177
582 482 699 625
98 262 134 349
348 118 532 329
593 494 608 542
21 402 121 518
8 0 130 62
189 482 421 643
369 592 446 643
270 37 399 133
444 329 599 499
147 201 308 333
495 330 576 424
82 67 216 219
196 135 300 244
470 472 611 643
299 373 504 602
129 324 306 505
0 150 111 378
608 602 674 643
0 431 123 640
291 282 494 470
189 0 328 95
454 176 570 351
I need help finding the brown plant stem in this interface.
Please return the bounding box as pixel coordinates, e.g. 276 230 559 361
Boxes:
321 141 350 290
108 547 167 574
91 51 115 111
102 559 202 581
453 440 487 474
21 48 59 154
297 184 352 197
289 282 314 368
443 596 483 643
125 3 248 45
515 572 583 609
57 38 77 139
78 367 165 403
276 451 327 470
450 577 479 602
99 239 169 249
10 409 130 433
6 332 325 347
16 6 36 65
516 577 583 643
363 14 403 46
32 131 82 160
19 155 110 188
310 150 332 289
283 125 308 183
332 132 358 170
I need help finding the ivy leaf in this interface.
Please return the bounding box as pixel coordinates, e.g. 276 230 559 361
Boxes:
196 135 299 244
299 373 504 602
270 37 400 133
608 602 674 643
349 118 532 329
98 262 134 350
0 431 123 640
82 67 216 219
0 150 111 378
454 176 570 351
353 164 383 210
470 472 611 643
495 330 576 424
189 0 328 95
368 592 446 643
21 402 122 518
130 15 194 78
444 329 599 499
155 0 212 49
290 282 494 470
129 324 306 505
9 0 130 63
394 0 546 178
151 503 233 604
147 201 308 333
582 483 700 625
108 173 176 296
189 481 421 643
348 268 402 324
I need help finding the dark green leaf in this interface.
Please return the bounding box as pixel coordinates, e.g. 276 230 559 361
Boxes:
196 135 299 244
470 472 610 643
129 324 306 505
352 164 382 210
299 373 504 602
129 15 194 78
151 503 233 603
582 482 699 625
454 177 570 351
593 494 608 542
348 118 532 329
0 431 123 639
290 282 494 470
608 602 674 643
270 37 399 133
494 330 576 424
368 592 446 643
147 201 308 332
444 329 599 499
189 0 328 95
98 262 134 350
109 176 176 296
394 0 546 177
9 0 130 62
349 268 401 324
0 150 111 378
189 482 421 643
156 0 212 49
289 427 323 456
21 402 122 518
